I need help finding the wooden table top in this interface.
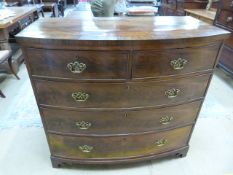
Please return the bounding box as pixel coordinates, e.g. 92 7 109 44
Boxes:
16 16 229 42
0 7 37 29
184 9 217 21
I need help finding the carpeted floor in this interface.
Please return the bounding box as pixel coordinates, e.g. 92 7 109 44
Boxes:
0 64 233 175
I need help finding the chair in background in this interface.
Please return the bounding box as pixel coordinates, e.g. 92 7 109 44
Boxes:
0 50 20 80
0 90 5 98
58 0 65 16
51 3 59 17
33 0 45 17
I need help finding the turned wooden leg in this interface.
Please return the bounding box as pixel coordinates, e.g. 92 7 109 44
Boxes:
0 90 6 98
8 56 20 80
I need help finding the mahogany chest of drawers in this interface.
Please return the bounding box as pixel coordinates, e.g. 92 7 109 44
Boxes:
214 0 233 75
16 16 229 168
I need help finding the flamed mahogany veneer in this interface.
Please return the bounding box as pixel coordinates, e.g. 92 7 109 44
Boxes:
16 16 230 168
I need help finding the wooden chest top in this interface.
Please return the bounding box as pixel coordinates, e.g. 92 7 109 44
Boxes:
16 16 230 43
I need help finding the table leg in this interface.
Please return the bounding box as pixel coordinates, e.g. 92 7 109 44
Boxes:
41 8 45 17
0 29 11 50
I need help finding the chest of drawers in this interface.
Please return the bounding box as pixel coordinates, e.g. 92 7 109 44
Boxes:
16 16 229 168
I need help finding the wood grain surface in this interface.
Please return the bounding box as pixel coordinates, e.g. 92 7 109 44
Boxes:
16 16 230 167
48 125 192 160
35 74 210 109
41 100 201 135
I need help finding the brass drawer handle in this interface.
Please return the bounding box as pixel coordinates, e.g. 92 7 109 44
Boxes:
226 16 233 23
160 116 174 125
165 88 180 98
72 92 89 102
67 60 86 74
79 145 93 153
76 121 92 130
155 139 168 147
170 58 188 70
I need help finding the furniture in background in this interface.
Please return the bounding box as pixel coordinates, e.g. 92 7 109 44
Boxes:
206 0 219 10
0 90 5 98
5 0 27 6
185 9 216 24
5 2 19 7
0 7 38 76
66 8 93 18
160 0 218 16
16 16 229 168
42 0 67 10
214 0 233 76
35 3 45 17
50 2 64 17
0 50 20 79
42 0 65 17
126 1 160 16
126 0 158 7
28 0 45 17
0 50 20 99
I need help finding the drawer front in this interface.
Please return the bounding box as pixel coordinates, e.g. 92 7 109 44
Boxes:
26 49 129 80
49 126 192 159
42 101 201 135
132 44 220 79
216 10 233 30
35 74 210 109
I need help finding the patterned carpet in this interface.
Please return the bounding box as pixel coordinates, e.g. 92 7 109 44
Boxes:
0 77 41 129
0 65 42 129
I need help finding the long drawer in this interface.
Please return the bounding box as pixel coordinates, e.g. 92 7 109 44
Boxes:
26 49 130 80
49 125 192 159
132 43 220 79
35 74 210 109
42 101 201 135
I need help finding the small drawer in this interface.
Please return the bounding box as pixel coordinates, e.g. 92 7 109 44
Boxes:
216 9 233 30
34 74 210 109
48 125 192 159
42 101 201 135
132 44 220 79
26 48 129 80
